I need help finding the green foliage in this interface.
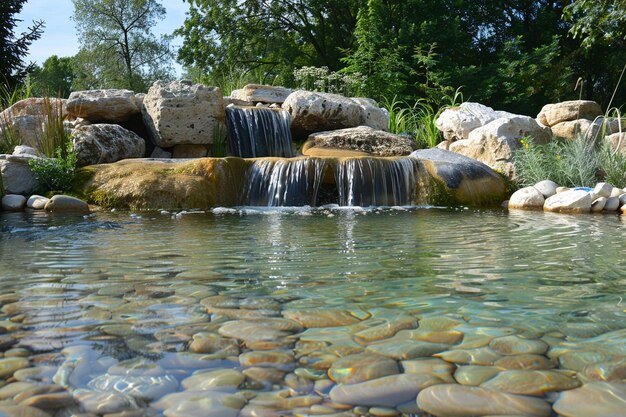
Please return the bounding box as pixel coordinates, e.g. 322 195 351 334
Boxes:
28 142 78 193
293 66 366 97
71 0 173 92
28 56 75 98
563 0 626 49
37 97 73 158
0 0 44 91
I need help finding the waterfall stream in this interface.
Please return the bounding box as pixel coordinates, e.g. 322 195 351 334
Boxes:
225 107 295 158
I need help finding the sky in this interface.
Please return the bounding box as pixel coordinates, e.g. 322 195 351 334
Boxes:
15 0 188 74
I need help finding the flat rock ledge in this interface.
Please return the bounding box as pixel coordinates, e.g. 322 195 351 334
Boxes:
507 181 626 214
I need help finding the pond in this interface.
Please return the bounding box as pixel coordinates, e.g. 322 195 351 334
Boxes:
0 207 624 416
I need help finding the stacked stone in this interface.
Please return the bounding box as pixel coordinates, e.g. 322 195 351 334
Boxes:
508 180 626 214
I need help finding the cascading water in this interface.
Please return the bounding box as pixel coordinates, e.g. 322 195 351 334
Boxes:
335 157 421 206
244 158 327 206
225 107 296 158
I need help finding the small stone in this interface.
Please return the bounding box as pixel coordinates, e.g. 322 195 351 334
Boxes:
489 335 549 356
181 369 245 390
26 195 49 210
368 407 400 417
603 196 620 211
329 373 441 407
238 350 296 372
0 382 37 400
508 186 545 209
283 309 365 328
553 381 626 417
593 182 613 198
0 405 52 417
151 390 246 417
0 357 29 377
580 358 626 382
87 373 179 401
533 180 558 198
328 352 399 384
493 354 555 370
73 389 139 414
481 369 581 395
454 365 502 386
44 195 90 213
18 391 75 410
436 346 502 365
2 194 27 211
591 197 607 212
401 358 456 383
189 332 239 355
610 187 623 198
417 384 552 417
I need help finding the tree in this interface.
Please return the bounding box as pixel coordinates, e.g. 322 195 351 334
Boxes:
72 0 173 92
564 0 626 49
0 0 44 92
176 0 363 87
29 55 75 98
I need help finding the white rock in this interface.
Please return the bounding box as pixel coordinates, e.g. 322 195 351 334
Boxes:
66 89 140 123
556 186 570 193
231 84 293 104
435 102 516 142
0 154 40 195
603 196 620 211
538 100 603 127
1 194 26 211
73 124 146 167
449 116 551 174
12 146 38 156
533 180 558 198
352 97 389 131
593 182 613 198
551 119 603 141
142 80 225 147
591 197 607 212
508 186 545 210
610 187 623 198
26 195 49 210
282 90 365 139
544 189 593 213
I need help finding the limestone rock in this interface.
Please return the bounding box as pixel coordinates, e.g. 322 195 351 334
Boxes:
411 148 507 206
605 132 626 156
73 124 146 167
231 84 293 104
435 102 516 142
538 100 603 127
142 80 225 147
593 182 613 198
282 90 365 140
303 126 416 157
551 119 603 141
416 384 552 417
26 195 49 209
351 98 389 131
449 116 551 175
534 179 558 198
44 195 90 213
0 98 67 148
66 89 140 123
0 153 40 195
2 194 26 211
544 189 592 213
508 186 545 210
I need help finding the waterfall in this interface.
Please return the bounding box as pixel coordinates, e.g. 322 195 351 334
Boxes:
225 107 296 158
335 157 421 206
244 158 327 206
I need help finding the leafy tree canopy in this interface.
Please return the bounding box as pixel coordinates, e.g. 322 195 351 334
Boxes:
29 55 75 98
72 0 174 92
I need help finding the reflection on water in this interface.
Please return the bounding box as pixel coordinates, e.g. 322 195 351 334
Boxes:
0 207 624 415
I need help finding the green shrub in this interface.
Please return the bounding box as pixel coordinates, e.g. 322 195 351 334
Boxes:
383 96 443 149
28 142 77 193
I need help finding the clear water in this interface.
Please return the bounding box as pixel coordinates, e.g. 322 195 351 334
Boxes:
0 207 624 413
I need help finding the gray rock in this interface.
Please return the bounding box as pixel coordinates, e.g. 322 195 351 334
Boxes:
605 132 626 156
282 90 365 139
13 146 38 156
449 115 552 176
410 148 507 206
26 195 49 210
604 196 620 211
150 146 172 159
231 84 293 104
0 98 67 148
534 179 558 198
544 189 593 213
142 80 225 147
44 195 90 213
0 153 40 195
304 126 416 157
1 194 26 211
66 89 140 123
73 124 146 167
538 100 603 127
508 186 545 210
593 182 613 198
591 197 607 212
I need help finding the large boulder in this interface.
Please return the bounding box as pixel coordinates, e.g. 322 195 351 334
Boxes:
282 90 365 140
44 194 90 213
410 148 507 206
0 147 40 195
303 126 416 157
66 89 140 123
435 102 516 142
142 80 225 147
351 98 389 131
448 116 552 176
551 119 600 141
537 100 603 127
508 186 545 210
544 189 593 213
72 124 146 167
0 97 68 148
230 84 293 104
